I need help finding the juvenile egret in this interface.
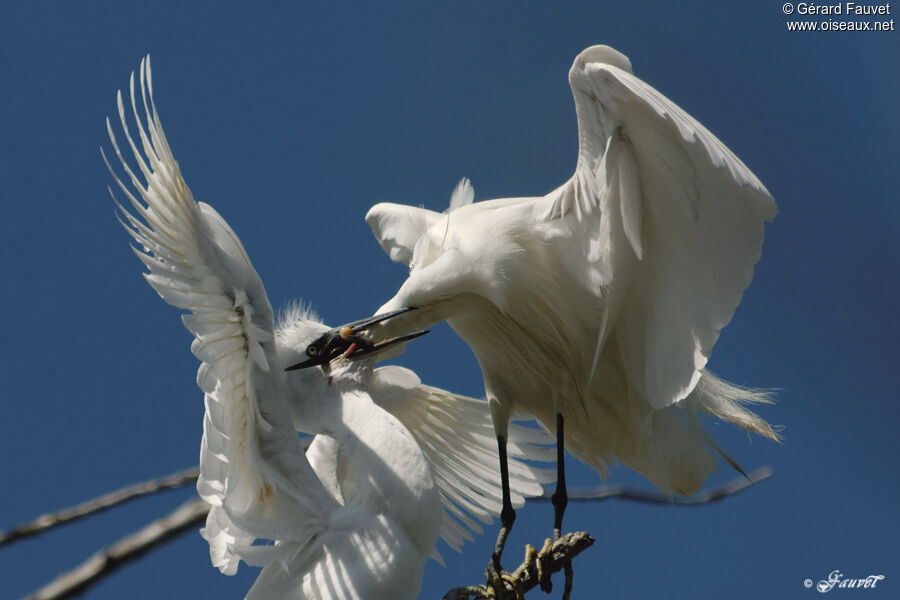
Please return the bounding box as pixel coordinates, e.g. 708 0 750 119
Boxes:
105 58 553 600
307 45 780 573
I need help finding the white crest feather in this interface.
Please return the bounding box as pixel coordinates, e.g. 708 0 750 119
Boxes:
447 177 474 211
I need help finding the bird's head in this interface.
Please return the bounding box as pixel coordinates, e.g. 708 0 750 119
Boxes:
277 305 429 434
282 306 429 373
364 178 518 313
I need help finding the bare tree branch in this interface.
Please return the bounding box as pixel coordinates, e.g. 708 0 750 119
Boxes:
20 497 209 600
11 465 772 600
0 467 200 548
531 466 773 506
440 468 773 599
2 464 772 551
442 531 594 600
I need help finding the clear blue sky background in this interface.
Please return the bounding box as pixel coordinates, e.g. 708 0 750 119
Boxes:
1 2 897 599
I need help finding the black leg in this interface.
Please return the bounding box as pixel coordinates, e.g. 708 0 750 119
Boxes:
551 412 568 539
543 411 573 597
491 433 516 569
486 434 516 596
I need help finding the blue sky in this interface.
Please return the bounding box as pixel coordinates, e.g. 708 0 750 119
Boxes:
1 2 897 599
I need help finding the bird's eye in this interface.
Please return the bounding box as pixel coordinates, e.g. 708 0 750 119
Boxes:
307 345 318 356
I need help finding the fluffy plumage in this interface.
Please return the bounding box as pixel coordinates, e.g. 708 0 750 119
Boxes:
106 57 552 600
364 45 778 495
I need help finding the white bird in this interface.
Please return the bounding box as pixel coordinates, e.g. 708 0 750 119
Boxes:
304 45 780 571
104 57 553 600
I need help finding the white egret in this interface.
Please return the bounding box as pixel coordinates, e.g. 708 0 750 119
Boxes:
104 58 553 600
305 45 780 576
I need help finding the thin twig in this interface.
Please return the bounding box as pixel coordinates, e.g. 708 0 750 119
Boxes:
20 497 209 600
11 464 772 600
0 439 318 549
1 463 771 550
531 466 773 506
442 531 595 600
440 467 773 598
0 467 200 548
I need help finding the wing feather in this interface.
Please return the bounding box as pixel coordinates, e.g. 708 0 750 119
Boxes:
369 366 553 554
106 57 336 575
536 45 777 408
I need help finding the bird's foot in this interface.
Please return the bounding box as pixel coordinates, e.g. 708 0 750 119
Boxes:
485 558 503 599
485 559 522 600
522 543 538 573
535 537 554 593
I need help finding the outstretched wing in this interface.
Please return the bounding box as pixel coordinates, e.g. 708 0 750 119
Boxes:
536 45 777 409
368 365 554 562
105 57 335 575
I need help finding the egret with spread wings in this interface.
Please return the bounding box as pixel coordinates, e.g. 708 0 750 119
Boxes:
105 58 553 600
303 45 780 579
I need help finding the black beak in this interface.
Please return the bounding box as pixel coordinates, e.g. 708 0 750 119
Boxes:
285 307 421 371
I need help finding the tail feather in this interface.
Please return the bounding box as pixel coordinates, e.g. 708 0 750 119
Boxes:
577 369 778 495
687 370 781 442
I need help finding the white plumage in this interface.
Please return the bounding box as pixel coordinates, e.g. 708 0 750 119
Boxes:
362 45 779 497
105 57 552 600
